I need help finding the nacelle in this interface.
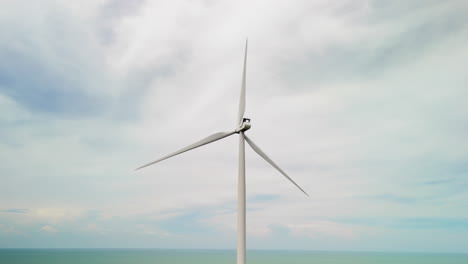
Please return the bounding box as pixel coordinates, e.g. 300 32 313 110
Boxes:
236 118 251 133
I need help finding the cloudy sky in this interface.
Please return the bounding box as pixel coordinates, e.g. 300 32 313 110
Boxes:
1 0 468 253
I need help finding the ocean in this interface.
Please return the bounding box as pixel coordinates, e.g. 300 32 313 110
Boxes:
1 249 467 264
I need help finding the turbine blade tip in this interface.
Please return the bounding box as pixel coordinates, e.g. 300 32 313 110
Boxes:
135 165 147 171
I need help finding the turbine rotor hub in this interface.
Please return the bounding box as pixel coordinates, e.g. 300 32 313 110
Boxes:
236 118 251 133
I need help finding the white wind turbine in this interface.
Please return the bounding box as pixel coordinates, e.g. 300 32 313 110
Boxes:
136 40 308 264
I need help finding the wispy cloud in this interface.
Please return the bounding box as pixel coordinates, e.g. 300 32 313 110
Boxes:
3 209 30 213
423 178 454 186
40 225 59 233
357 194 422 204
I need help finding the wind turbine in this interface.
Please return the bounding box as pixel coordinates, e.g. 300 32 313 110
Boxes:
136 40 308 264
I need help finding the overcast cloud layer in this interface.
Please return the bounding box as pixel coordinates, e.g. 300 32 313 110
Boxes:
1 0 468 252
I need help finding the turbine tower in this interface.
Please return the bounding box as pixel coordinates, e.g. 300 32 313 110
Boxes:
136 40 308 264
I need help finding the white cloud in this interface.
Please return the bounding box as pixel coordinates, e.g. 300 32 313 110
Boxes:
40 225 59 233
32 208 85 225
286 221 364 239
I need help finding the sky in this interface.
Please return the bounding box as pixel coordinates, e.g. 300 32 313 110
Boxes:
1 0 468 253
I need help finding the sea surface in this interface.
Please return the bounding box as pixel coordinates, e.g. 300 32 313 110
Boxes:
1 249 467 264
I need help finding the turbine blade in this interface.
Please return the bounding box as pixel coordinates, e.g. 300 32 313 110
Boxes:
136 131 236 170
237 39 248 125
244 135 309 196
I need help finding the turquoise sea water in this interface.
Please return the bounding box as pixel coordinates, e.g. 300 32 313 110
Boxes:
1 249 467 264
